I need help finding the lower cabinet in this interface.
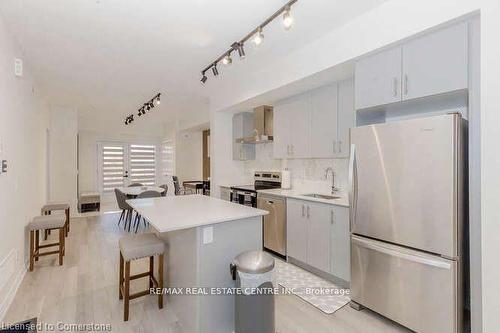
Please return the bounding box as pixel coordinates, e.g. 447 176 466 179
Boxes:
287 199 308 263
286 198 350 281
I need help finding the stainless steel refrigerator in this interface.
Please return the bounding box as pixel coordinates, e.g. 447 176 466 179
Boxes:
348 113 466 333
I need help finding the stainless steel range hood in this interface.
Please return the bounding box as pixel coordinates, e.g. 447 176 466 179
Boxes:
236 105 273 144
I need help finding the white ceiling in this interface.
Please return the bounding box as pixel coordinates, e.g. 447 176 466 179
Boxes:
0 0 387 128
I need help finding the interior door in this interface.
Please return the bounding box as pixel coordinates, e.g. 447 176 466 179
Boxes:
350 114 461 257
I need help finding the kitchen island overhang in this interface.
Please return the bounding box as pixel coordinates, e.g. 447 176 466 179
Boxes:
127 195 268 333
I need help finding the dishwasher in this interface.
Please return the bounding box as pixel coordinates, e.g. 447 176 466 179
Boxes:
257 194 286 257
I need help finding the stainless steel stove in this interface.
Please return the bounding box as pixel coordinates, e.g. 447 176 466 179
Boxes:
230 171 281 207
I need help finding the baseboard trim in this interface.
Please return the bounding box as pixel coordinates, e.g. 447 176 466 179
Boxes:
0 263 27 323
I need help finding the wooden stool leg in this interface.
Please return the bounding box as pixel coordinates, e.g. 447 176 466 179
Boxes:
119 253 124 300
149 256 154 289
35 230 40 261
44 229 48 240
59 228 64 266
158 254 164 309
124 261 131 321
29 231 34 271
62 226 66 256
66 207 70 235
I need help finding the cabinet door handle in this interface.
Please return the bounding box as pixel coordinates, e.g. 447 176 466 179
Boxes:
393 77 398 97
306 205 310 218
333 140 337 154
302 204 305 217
404 74 408 95
331 210 334 225
338 140 342 154
291 145 294 155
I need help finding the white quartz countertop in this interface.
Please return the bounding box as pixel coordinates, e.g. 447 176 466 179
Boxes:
127 194 268 233
257 189 350 207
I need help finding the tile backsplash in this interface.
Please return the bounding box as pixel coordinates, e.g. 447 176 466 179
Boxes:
243 143 349 192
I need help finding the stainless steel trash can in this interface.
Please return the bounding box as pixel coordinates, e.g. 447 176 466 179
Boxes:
230 250 275 333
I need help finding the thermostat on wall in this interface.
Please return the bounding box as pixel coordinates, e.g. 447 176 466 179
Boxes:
14 58 23 77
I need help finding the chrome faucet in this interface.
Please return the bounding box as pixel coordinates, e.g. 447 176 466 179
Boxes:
325 167 339 194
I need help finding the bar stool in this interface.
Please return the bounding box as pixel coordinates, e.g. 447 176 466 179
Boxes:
41 202 70 239
118 233 165 321
28 215 66 271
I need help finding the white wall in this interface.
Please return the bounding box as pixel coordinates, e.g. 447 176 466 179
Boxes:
175 130 203 183
0 15 49 320
209 1 500 331
49 106 78 212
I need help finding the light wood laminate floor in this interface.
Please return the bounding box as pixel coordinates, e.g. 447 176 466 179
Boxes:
3 213 410 333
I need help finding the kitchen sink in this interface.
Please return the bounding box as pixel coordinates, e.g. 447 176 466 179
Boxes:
302 193 341 200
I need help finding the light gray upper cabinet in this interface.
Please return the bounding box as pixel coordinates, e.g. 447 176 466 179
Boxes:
232 112 255 161
274 81 354 159
287 198 350 281
287 199 308 263
355 22 468 110
336 78 355 158
273 93 310 159
355 47 402 110
310 84 338 158
402 22 467 100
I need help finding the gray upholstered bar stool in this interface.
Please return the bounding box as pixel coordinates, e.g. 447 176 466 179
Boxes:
118 233 165 321
41 202 70 239
28 215 66 271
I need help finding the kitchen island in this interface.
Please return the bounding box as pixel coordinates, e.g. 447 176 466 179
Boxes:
127 194 268 333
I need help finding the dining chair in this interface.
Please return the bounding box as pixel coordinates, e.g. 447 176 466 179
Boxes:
133 190 161 233
172 176 193 195
159 184 168 197
115 188 133 230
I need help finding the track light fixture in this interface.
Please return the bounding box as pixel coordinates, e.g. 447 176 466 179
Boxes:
212 63 219 76
124 93 161 125
253 27 264 45
233 42 245 59
200 0 298 84
201 71 208 83
222 53 232 66
283 5 294 30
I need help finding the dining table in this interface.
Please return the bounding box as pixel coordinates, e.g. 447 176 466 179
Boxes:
116 186 165 197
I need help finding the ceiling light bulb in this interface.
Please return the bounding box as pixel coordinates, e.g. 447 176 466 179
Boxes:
222 54 232 66
155 97 161 106
253 27 264 45
283 6 293 30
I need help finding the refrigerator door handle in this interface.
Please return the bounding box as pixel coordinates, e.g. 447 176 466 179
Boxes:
351 236 452 269
348 144 357 231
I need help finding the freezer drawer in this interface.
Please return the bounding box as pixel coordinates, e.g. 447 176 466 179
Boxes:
351 235 461 333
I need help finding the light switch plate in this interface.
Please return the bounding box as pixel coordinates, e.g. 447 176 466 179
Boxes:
203 227 213 244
